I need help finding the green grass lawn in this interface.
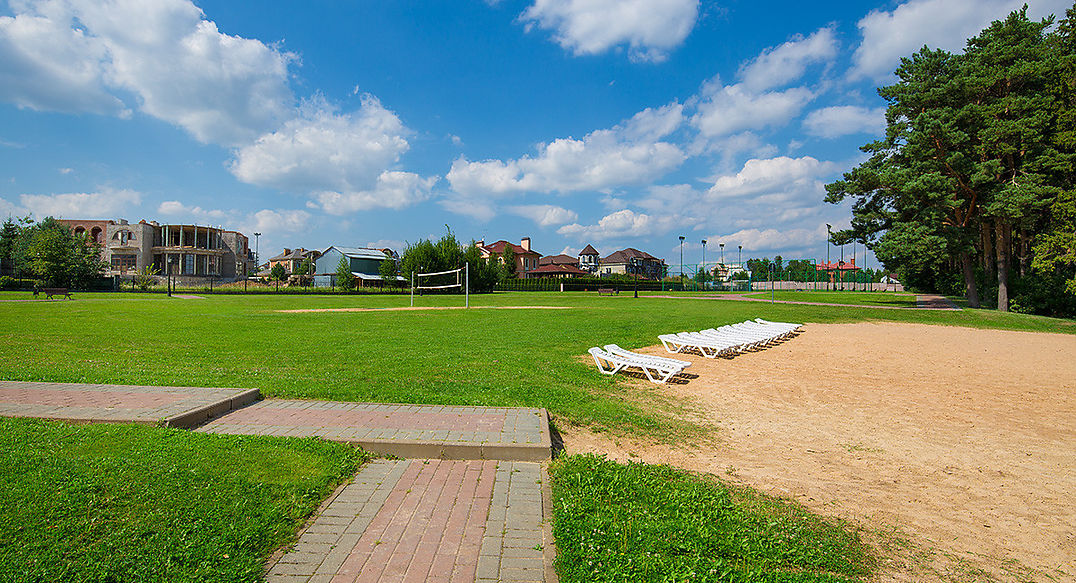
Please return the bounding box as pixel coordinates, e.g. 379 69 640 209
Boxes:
550 455 874 582
0 418 365 582
743 291 920 308
1 291 1073 439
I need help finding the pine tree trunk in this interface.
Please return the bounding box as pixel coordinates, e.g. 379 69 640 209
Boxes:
960 251 980 308
995 220 1011 312
1018 228 1029 277
982 221 996 282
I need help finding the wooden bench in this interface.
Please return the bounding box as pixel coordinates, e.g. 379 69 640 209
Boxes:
597 288 619 296
40 288 73 300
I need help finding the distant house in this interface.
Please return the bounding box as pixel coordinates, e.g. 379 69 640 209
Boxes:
578 244 600 274
539 254 577 267
58 218 253 282
478 237 541 279
313 246 402 288
530 253 587 278
599 248 665 280
268 248 320 275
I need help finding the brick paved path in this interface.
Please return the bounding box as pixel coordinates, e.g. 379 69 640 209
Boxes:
266 459 551 583
197 400 551 461
0 380 258 427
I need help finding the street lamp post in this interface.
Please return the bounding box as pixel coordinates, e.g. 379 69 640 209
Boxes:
632 257 639 298
678 235 685 289
254 232 261 277
701 239 707 290
840 239 845 291
825 224 832 291
737 245 742 292
719 242 724 291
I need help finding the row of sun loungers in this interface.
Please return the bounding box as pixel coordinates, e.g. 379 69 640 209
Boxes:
588 319 802 384
660 318 802 358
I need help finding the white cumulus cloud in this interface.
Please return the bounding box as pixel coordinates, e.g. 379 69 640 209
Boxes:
506 204 579 227
231 96 430 212
707 156 837 207
802 105 886 139
19 187 141 218
0 0 296 145
709 225 827 255
691 78 814 139
312 171 436 215
738 27 839 92
158 200 229 221
520 0 699 62
850 0 1071 81
447 103 685 198
557 208 683 241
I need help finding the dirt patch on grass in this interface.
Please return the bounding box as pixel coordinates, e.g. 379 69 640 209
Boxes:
277 306 572 313
560 322 1076 582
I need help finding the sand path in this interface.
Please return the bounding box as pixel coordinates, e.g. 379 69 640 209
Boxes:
562 322 1076 581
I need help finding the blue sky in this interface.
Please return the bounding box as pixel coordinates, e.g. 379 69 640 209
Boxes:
0 0 1069 269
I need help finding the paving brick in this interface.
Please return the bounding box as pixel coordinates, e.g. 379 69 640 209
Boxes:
266 459 552 582
197 398 551 461
0 380 257 427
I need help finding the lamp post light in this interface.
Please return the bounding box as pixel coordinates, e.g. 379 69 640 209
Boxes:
701 239 707 290
678 235 685 289
719 242 724 291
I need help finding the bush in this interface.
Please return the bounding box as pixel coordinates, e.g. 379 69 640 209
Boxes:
0 276 14 290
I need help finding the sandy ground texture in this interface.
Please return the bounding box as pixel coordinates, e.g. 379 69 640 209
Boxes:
561 322 1076 582
277 306 571 313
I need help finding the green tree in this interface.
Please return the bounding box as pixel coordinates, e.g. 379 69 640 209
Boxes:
335 256 354 291
0 218 21 276
15 217 106 287
295 256 311 277
462 242 501 293
826 7 1072 311
378 256 398 285
501 245 517 278
400 239 441 281
133 265 159 291
270 263 286 282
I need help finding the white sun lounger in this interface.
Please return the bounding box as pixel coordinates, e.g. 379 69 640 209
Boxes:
658 332 743 358
755 318 803 332
588 346 691 384
603 344 692 369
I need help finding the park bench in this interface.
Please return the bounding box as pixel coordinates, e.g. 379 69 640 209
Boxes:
39 288 73 300
597 288 618 296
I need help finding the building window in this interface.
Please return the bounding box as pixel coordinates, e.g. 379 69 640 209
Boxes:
184 254 194 274
208 256 218 274
110 254 136 271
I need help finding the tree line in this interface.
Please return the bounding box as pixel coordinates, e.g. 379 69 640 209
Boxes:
827 6 1076 317
334 227 506 293
0 217 106 288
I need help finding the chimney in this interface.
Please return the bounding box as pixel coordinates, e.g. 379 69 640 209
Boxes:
521 237 531 252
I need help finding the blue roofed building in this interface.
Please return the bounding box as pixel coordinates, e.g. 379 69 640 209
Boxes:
313 246 404 288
